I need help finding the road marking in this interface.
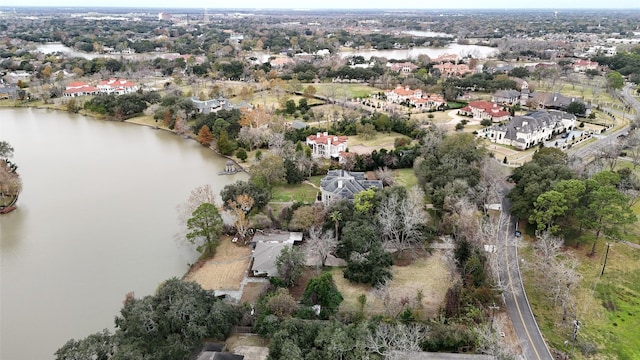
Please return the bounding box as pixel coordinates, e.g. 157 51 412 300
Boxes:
504 216 543 360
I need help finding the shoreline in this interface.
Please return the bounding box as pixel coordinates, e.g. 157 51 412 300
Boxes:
0 102 248 172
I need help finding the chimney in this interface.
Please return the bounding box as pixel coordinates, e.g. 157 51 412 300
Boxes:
334 136 338 141
316 132 321 138
328 137 331 145
323 132 328 136
338 180 343 188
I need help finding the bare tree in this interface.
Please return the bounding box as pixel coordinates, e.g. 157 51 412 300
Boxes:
226 193 255 242
374 167 396 186
624 129 640 168
366 323 427 359
268 132 287 157
475 322 518 360
238 126 266 151
175 185 216 240
306 226 337 267
377 186 429 254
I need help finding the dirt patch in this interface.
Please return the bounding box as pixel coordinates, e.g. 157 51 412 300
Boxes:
289 267 322 300
184 236 253 291
240 282 270 305
226 334 269 360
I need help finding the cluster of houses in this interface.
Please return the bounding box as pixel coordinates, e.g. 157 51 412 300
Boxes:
63 78 138 97
383 85 446 110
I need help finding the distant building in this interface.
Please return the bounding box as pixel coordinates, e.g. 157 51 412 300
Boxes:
433 62 474 78
388 62 418 73
458 101 511 123
431 53 460 64
320 169 383 205
158 12 171 21
572 59 599 72
191 97 230 114
306 132 348 159
384 85 445 110
63 81 100 97
530 92 592 116
97 78 138 95
479 110 576 150
492 89 522 105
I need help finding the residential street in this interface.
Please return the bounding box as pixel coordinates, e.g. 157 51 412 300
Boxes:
567 84 639 160
498 198 554 360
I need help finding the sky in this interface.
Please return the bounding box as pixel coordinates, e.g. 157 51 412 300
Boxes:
4 0 640 9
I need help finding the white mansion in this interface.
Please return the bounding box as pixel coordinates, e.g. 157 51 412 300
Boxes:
479 110 576 150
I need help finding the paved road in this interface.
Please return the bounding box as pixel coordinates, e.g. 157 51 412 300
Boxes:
498 198 554 360
567 85 639 160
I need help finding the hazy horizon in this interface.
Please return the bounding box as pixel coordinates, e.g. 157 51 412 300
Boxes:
1 0 639 10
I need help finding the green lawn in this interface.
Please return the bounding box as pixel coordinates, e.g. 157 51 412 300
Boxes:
270 182 319 203
349 131 411 148
394 168 418 189
311 83 381 99
522 227 640 359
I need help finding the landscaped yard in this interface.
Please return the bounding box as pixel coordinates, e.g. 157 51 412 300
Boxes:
393 168 418 189
312 83 381 99
270 181 319 203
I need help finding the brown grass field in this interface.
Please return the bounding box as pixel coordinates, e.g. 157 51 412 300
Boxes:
184 236 252 291
331 252 452 319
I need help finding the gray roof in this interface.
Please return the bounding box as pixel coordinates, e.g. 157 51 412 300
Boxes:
250 231 303 276
493 89 520 99
321 169 383 201
191 97 231 114
251 230 302 244
493 110 575 140
533 92 591 110
252 242 291 277
196 352 244 360
291 119 308 129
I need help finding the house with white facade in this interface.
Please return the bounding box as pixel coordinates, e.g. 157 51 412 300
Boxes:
478 110 576 150
320 170 383 205
306 132 348 159
384 85 445 110
388 62 418 74
572 59 599 72
97 78 138 95
63 81 100 97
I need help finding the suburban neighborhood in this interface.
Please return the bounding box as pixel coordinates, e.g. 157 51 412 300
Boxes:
1 5 640 360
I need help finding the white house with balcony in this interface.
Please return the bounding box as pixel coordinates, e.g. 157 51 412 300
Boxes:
306 132 348 159
478 110 576 150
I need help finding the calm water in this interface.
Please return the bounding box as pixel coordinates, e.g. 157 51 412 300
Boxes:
338 44 498 60
0 108 247 360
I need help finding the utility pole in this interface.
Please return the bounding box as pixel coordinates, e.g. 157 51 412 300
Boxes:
489 303 500 331
600 242 611 276
570 319 580 359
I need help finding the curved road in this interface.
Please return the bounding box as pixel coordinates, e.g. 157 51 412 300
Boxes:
568 84 639 160
495 85 640 360
498 198 554 360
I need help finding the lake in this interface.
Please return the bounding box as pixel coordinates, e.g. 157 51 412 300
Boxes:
0 108 247 360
